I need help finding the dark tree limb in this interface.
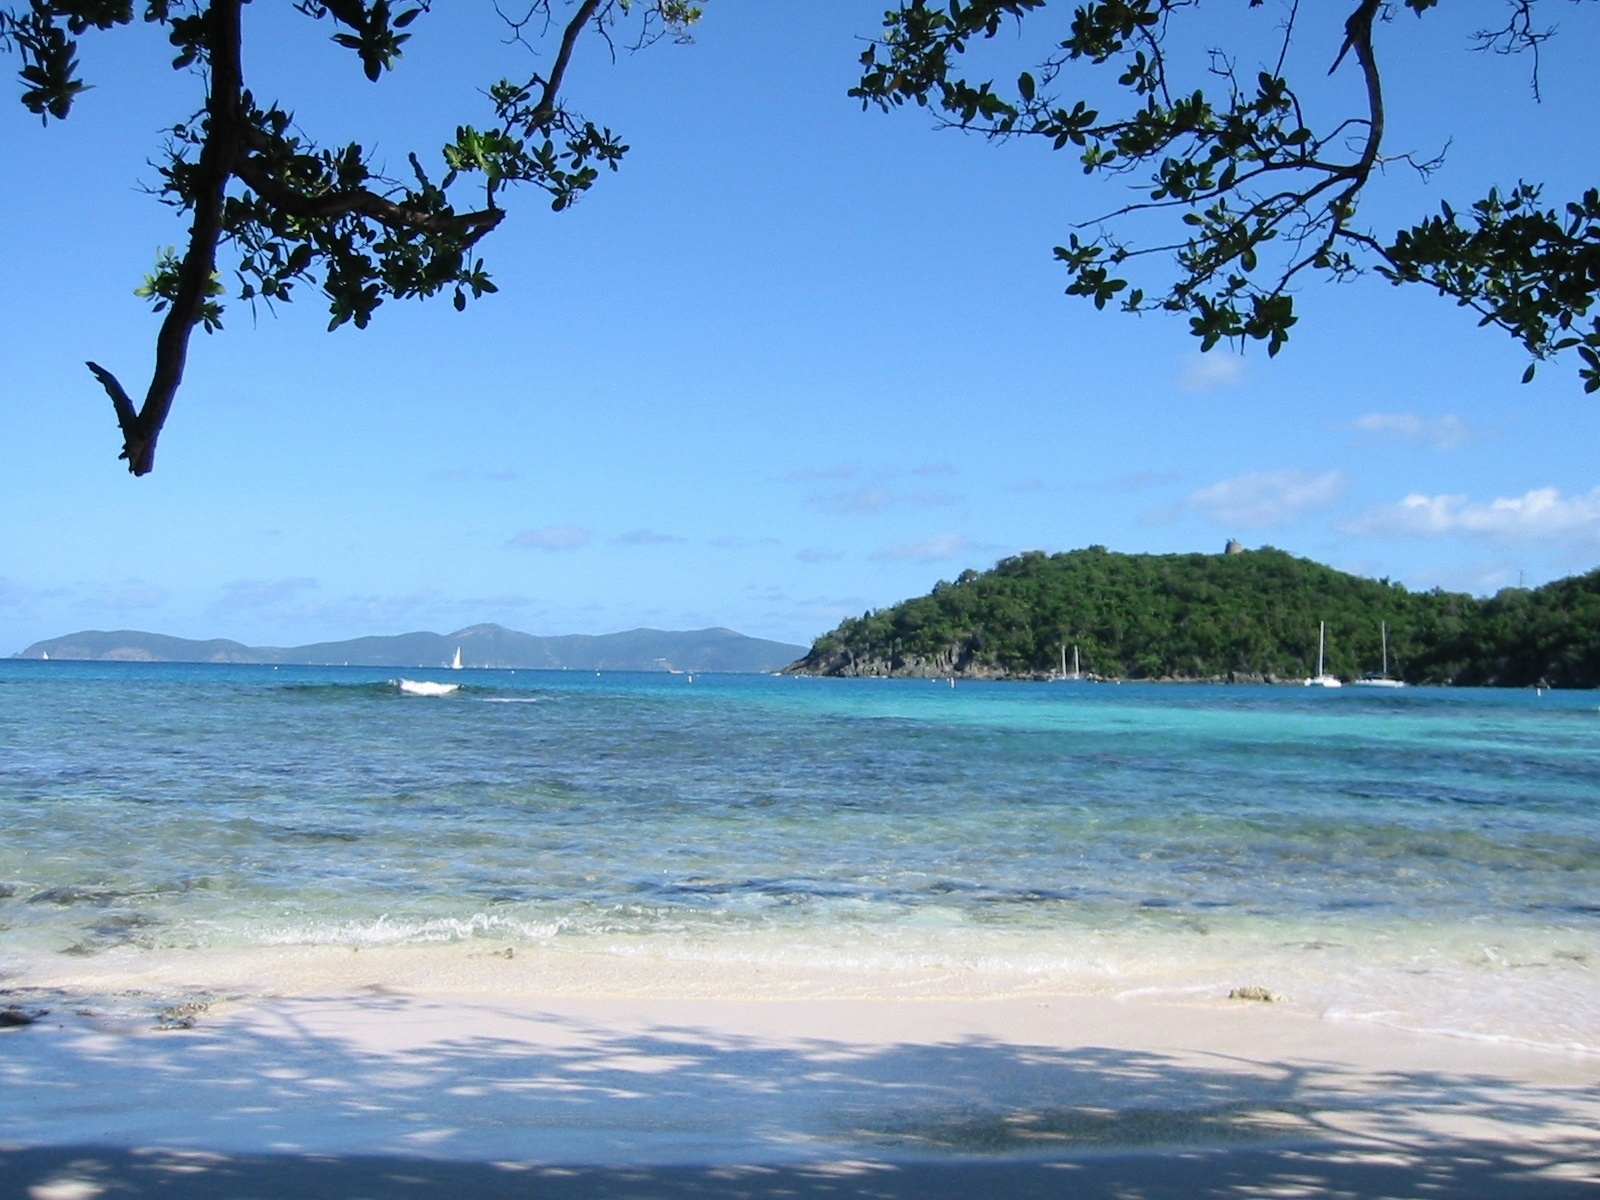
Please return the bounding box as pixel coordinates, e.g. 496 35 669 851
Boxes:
230 155 506 236
90 0 245 476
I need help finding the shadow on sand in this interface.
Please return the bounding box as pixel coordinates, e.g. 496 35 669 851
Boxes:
2 991 1597 1197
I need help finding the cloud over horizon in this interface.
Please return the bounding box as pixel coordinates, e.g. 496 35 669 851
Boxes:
1340 486 1600 547
1185 470 1347 528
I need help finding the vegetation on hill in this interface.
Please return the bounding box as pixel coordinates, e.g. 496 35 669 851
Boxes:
787 547 1600 687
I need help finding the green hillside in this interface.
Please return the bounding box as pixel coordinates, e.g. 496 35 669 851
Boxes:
787 547 1600 687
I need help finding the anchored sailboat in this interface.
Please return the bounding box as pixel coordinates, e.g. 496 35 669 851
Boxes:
1351 620 1406 688
1305 621 1342 688
1056 643 1081 681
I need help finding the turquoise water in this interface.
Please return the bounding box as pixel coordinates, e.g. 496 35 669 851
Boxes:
2 662 1597 1046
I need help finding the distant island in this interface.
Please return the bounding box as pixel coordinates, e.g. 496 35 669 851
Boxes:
785 546 1600 688
16 624 806 675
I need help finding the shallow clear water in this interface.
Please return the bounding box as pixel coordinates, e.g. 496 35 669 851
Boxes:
2 662 1597 1047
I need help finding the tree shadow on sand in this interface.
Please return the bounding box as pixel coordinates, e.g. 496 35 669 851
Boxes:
1 991 1596 1198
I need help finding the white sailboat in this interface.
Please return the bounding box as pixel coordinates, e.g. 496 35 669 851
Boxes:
1351 620 1406 688
450 646 463 670
1305 621 1342 688
1056 643 1082 681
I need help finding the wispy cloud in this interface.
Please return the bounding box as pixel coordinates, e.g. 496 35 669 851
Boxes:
509 525 592 551
613 529 685 546
796 547 845 564
871 532 980 563
912 461 959 477
1351 412 1476 451
1186 470 1346 528
1178 352 1246 392
1009 478 1045 494
1340 486 1600 548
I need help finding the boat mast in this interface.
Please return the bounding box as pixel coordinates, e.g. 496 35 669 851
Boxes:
1060 643 1067 680
1073 645 1080 679
1381 621 1388 678
1317 621 1325 678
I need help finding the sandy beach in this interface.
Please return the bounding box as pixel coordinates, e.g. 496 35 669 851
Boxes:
4 948 1599 1198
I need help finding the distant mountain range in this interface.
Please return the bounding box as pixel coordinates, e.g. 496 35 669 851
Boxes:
15 624 807 674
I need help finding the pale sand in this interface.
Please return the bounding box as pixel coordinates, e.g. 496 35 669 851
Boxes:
3 947 1599 1197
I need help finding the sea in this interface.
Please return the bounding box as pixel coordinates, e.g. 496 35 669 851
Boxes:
2 660 1597 1052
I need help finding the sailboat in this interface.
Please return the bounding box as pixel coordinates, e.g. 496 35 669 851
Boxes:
450 647 463 670
1351 620 1405 688
1304 621 1342 688
1056 644 1082 681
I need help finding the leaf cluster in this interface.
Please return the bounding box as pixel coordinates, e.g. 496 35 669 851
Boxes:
851 0 1599 388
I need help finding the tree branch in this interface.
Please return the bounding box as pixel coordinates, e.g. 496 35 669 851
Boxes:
92 0 245 476
231 154 507 237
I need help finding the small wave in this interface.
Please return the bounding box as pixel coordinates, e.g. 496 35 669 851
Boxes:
479 697 548 704
253 912 563 947
398 679 460 697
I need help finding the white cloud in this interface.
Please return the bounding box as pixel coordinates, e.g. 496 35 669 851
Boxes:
1186 470 1346 528
1340 486 1600 547
871 533 976 563
1351 412 1475 451
509 525 592 550
1178 352 1246 392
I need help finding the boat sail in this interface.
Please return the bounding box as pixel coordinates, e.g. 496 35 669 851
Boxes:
1305 622 1342 688
450 647 463 670
1056 643 1082 681
1351 620 1406 688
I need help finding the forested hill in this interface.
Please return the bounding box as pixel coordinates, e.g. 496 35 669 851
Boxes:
785 547 1600 688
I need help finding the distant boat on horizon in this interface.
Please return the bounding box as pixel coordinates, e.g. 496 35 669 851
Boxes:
1305 621 1342 688
450 646 463 670
1351 620 1406 688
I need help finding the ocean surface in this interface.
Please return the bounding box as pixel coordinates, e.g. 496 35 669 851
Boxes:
2 661 1597 1050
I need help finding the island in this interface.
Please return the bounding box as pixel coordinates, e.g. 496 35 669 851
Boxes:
785 545 1600 687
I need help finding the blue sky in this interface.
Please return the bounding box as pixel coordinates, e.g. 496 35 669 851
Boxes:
3 1 1599 652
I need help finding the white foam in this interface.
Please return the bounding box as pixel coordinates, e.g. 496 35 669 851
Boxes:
398 679 460 697
252 912 562 946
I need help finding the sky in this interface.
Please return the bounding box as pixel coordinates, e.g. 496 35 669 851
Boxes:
3 1 1600 652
